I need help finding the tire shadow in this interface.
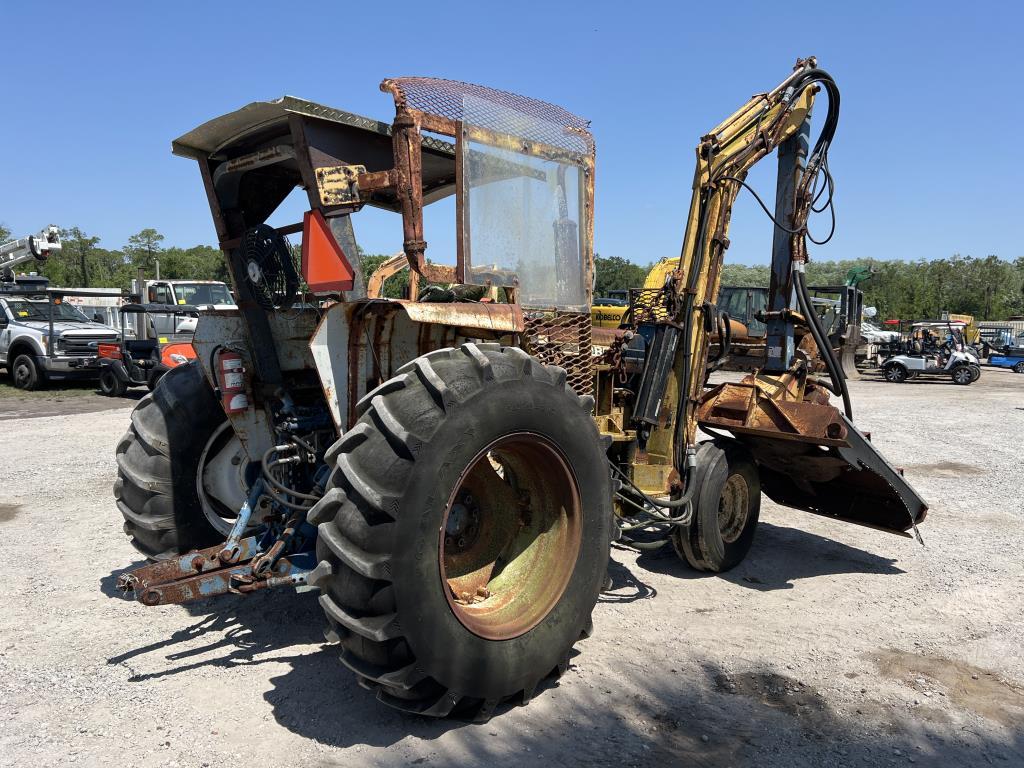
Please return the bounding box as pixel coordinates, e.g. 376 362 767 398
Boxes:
634 521 905 591
104 586 326 682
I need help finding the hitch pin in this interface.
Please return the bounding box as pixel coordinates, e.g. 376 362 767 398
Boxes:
218 480 263 564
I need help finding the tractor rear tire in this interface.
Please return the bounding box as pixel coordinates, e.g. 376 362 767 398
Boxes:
306 343 613 718
672 440 760 573
113 362 227 560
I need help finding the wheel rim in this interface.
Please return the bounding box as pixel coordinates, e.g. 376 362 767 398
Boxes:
439 432 582 641
718 473 750 544
1015 364 1024 374
196 422 254 536
13 361 31 388
953 367 971 384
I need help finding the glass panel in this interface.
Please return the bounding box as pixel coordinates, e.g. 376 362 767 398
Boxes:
748 289 768 337
460 97 587 310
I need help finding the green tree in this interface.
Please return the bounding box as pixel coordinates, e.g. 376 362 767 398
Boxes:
594 254 648 297
60 227 101 287
124 228 165 272
0 223 10 243
159 245 229 281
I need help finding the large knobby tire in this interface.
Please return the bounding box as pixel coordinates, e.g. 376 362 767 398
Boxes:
672 440 760 573
11 353 44 390
306 343 614 718
114 363 227 559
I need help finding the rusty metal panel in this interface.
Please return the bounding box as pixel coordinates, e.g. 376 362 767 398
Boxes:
398 300 524 333
697 378 848 446
311 300 515 432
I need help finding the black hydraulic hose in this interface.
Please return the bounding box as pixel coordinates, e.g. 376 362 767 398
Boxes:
795 269 852 419
609 460 694 516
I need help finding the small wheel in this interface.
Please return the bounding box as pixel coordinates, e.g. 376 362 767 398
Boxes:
11 353 44 390
969 365 981 382
884 364 908 383
99 368 128 396
1013 362 1024 374
672 440 760 573
951 365 973 385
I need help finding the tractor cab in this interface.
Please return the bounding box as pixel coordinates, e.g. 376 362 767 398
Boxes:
172 82 596 436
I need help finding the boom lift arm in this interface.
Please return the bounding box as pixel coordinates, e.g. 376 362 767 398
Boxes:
0 225 61 280
632 58 927 535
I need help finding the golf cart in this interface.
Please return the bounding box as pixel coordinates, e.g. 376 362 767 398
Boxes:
989 352 1024 374
95 303 197 396
881 321 980 385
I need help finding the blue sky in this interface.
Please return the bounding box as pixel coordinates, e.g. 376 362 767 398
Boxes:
2 1 1020 267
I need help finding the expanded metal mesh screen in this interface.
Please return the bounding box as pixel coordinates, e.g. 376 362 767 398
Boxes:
629 288 674 324
383 77 593 154
523 311 594 398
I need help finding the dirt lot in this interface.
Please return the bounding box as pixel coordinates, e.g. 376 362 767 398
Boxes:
1 368 1022 767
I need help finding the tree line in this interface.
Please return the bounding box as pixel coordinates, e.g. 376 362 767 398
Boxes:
0 224 228 288
3 222 1021 321
595 254 1024 321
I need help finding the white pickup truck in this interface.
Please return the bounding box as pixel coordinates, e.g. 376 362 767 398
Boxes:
0 281 121 389
136 279 235 335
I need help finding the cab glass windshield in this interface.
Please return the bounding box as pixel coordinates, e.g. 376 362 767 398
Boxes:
459 97 590 310
4 298 90 322
174 283 235 305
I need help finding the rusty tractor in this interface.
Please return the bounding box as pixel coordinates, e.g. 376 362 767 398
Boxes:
114 59 927 719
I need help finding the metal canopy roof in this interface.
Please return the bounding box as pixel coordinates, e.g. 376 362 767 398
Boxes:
171 95 454 160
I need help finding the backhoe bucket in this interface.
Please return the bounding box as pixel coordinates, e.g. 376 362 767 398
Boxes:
745 415 926 537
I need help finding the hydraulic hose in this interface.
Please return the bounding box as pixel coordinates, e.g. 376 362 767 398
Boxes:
795 268 852 419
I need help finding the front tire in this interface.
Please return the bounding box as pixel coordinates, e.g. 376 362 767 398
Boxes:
100 367 128 397
951 365 973 385
306 343 613 718
11 353 44 390
1014 362 1024 374
113 363 228 559
672 440 761 572
884 363 908 383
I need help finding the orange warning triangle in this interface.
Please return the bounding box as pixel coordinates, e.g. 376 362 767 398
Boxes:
301 209 355 292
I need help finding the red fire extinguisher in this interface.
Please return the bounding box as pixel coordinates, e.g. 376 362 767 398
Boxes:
215 348 249 414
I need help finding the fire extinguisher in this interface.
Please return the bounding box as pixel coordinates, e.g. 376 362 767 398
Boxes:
214 348 249 414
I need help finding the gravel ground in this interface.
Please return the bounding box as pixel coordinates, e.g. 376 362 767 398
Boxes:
1 368 1022 767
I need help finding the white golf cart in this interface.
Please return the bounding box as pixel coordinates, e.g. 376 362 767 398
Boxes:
881 321 981 385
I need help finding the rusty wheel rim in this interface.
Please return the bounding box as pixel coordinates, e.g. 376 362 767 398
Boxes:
718 473 749 544
439 432 582 641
